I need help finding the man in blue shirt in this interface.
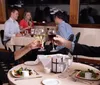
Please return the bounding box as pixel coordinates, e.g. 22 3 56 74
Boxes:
54 11 74 50
4 9 22 42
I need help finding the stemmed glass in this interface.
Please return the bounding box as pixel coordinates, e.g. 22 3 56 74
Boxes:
31 29 35 37
38 29 45 51
48 29 57 52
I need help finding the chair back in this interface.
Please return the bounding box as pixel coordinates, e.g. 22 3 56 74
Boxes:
68 34 74 41
0 30 4 45
74 32 81 43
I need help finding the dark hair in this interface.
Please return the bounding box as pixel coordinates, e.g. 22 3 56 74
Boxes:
11 8 18 13
54 11 64 20
54 11 68 22
43 7 50 16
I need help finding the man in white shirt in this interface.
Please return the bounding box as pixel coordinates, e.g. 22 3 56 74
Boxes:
4 9 21 42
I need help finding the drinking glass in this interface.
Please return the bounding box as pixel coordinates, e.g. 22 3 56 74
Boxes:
48 29 57 52
58 55 73 78
38 29 45 51
31 29 35 37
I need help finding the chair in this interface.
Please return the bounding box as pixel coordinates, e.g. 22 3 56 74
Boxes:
0 30 7 50
68 34 74 42
74 32 81 43
74 32 81 62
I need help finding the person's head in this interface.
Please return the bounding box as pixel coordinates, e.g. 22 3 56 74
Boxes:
24 11 32 21
54 11 64 24
10 9 19 20
44 7 50 16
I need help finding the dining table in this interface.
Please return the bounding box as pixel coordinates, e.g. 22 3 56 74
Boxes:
6 36 38 51
7 61 100 85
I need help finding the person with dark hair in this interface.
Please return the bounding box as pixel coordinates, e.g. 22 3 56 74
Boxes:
54 11 74 50
20 11 34 33
34 7 43 22
43 7 53 23
4 9 22 43
79 8 95 24
63 11 69 23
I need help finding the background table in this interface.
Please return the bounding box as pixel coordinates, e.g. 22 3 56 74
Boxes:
7 37 35 46
6 36 36 51
7 62 100 85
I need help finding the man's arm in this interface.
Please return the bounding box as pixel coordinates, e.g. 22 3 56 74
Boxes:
53 35 100 57
14 41 40 60
14 44 31 60
4 22 15 37
73 43 100 57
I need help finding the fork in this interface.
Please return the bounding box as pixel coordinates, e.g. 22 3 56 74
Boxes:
71 77 94 85
33 70 39 75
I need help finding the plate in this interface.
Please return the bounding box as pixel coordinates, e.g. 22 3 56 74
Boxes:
24 60 39 66
75 71 100 81
11 69 35 78
42 78 59 85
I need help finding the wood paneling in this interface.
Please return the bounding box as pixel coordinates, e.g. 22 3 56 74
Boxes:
0 0 6 23
69 0 80 24
76 57 100 64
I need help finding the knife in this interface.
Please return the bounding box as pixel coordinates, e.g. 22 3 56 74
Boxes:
14 76 42 81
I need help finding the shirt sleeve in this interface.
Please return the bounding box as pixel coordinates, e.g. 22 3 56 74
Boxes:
16 22 20 33
70 42 75 52
0 51 15 63
4 22 15 38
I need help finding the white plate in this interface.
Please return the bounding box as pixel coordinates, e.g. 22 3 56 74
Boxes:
11 69 35 78
76 71 100 81
42 78 59 85
24 60 39 66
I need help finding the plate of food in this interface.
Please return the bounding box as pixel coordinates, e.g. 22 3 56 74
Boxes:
76 69 100 81
10 67 36 78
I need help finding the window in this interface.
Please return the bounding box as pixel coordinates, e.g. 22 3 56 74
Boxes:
79 0 100 24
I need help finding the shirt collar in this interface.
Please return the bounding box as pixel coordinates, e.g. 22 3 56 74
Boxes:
58 21 65 26
9 17 16 22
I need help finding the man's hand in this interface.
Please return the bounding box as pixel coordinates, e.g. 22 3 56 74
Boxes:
29 40 41 50
16 33 22 37
53 35 72 49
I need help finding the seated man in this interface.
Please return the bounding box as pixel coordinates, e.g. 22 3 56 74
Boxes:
53 35 100 57
3 9 21 43
54 11 74 50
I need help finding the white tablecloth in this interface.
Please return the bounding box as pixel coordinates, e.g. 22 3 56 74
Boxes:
7 37 35 46
6 37 35 51
7 62 100 85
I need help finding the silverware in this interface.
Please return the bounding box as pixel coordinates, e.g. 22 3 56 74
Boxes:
69 71 77 77
14 76 42 81
69 69 80 77
71 77 94 85
33 70 39 75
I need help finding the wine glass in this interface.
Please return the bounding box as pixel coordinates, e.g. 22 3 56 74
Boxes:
31 29 35 37
48 29 57 52
38 29 45 51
